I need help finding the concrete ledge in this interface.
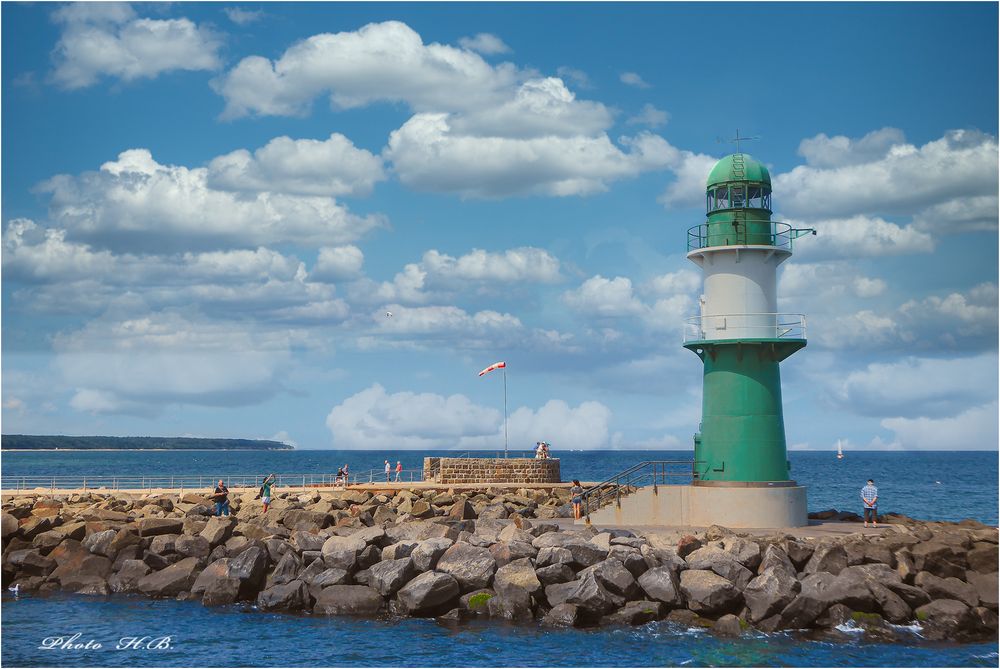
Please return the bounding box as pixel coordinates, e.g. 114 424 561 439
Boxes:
586 484 808 528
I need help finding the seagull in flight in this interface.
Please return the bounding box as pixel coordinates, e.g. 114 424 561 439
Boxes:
385 311 393 318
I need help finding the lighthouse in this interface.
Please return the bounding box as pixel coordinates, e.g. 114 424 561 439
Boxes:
681 149 815 527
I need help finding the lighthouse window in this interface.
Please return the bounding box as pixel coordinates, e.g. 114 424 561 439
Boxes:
730 186 745 207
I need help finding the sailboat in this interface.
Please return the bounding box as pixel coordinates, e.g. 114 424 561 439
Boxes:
836 439 844 460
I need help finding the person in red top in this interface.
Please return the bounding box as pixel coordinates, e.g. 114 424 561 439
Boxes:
395 460 403 482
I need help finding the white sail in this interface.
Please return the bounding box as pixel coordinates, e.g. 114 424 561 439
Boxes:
837 440 844 458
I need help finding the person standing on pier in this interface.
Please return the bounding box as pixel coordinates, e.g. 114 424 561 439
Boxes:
260 474 276 513
570 479 584 520
384 460 391 483
861 478 879 528
212 480 230 517
395 460 403 482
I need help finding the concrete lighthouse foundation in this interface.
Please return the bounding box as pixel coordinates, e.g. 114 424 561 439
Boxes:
585 483 808 529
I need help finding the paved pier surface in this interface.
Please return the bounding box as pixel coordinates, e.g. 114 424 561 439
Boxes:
565 517 899 539
0 481 592 498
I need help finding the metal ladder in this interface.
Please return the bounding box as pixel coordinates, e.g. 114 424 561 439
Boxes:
730 153 747 244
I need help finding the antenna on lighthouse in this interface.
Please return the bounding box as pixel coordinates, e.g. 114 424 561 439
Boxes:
717 129 760 154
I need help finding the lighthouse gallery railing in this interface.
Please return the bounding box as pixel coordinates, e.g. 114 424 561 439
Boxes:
683 313 806 343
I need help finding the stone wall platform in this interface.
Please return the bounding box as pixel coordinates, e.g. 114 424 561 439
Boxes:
424 457 560 484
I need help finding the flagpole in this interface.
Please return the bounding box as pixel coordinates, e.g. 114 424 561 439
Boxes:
503 367 508 458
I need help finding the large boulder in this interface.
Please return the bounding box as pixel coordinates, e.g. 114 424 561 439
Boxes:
966 571 998 610
561 541 608 569
369 558 416 596
381 541 419 562
721 537 761 571
743 568 801 622
758 545 797 579
579 558 640 600
967 545 999 574
136 518 183 537
778 573 837 630
803 544 848 576
228 546 269 599
137 557 201 597
536 546 574 568
487 588 535 622
321 535 367 571
910 541 967 579
108 559 151 593
915 599 979 640
637 566 684 608
868 580 912 624
397 571 461 615
313 585 384 616
48 541 113 588
175 535 211 558
436 543 497 592
2 512 18 541
603 600 664 626
542 602 581 627
536 563 575 587
447 497 477 521
914 572 979 608
679 569 742 615
410 537 454 572
685 546 753 590
257 580 311 611
269 551 302 587
564 571 626 616
494 558 542 597
199 517 236 547
489 541 536 568
82 529 118 558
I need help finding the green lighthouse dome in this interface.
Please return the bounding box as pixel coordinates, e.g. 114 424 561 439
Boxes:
707 153 771 187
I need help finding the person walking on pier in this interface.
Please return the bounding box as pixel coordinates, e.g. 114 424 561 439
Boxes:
384 460 391 483
395 460 403 482
861 478 879 528
570 479 584 520
212 480 230 517
260 473 276 513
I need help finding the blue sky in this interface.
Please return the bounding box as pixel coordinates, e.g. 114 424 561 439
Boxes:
2 2 997 451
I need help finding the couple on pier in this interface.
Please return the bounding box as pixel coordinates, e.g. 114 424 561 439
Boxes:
209 473 278 517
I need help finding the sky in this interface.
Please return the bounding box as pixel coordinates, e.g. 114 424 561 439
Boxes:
2 2 997 452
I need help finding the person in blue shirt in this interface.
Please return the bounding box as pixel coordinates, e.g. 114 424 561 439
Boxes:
861 479 879 528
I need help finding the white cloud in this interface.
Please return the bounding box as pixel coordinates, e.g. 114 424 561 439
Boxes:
658 151 719 209
325 383 501 449
39 149 384 252
556 66 591 89
881 402 998 450
224 7 263 26
912 195 998 233
627 103 669 128
620 72 650 88
899 282 999 341
564 275 646 318
54 312 298 415
214 20 522 118
797 127 906 168
386 114 674 197
421 247 561 283
641 270 700 297
833 354 998 419
775 129 999 219
853 276 887 298
327 386 614 451
310 246 365 282
458 33 511 55
51 3 221 89
207 133 386 197
789 215 934 259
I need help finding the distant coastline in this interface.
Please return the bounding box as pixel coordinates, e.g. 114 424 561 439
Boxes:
0 435 294 451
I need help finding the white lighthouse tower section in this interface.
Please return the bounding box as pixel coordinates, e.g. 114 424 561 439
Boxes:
688 247 791 340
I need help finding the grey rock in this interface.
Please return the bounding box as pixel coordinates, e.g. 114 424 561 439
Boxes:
758 544 797 579
536 563 575 587
459 588 495 615
966 571 998 610
564 571 626 615
685 546 753 590
803 544 848 576
868 580 912 624
914 571 979 608
637 566 684 608
487 588 534 622
579 558 641 599
397 571 461 614
721 537 761 571
410 537 454 572
291 531 327 553
82 529 118 558
603 600 664 626
321 535 366 571
562 541 608 568
436 543 497 592
711 613 744 637
679 569 742 615
108 559 151 594
257 579 310 611
270 551 302 586
743 568 801 622
814 603 853 628
536 546 574 568
915 599 978 640
369 557 416 596
311 568 351 588
175 535 211 558
494 557 542 597
381 541 419 562
137 557 201 597
542 602 581 627
313 585 383 616
199 517 235 547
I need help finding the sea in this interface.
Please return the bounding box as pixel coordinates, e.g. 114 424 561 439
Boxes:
1 449 997 668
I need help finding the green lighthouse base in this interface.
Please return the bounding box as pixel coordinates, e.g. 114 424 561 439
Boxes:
582 483 808 528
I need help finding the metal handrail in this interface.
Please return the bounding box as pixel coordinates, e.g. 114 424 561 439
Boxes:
687 221 815 252
0 472 372 492
683 313 807 343
361 468 424 484
580 460 702 521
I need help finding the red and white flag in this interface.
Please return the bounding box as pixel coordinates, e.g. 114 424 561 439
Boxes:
478 361 506 377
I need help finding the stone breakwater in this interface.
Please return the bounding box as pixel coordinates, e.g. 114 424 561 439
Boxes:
2 489 998 642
